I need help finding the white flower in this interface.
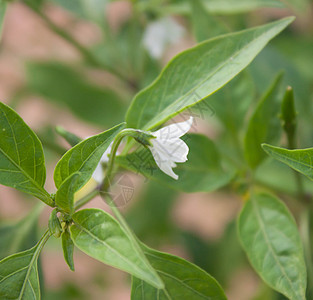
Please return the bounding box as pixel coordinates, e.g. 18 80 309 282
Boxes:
148 117 193 180
143 17 185 59
92 142 113 184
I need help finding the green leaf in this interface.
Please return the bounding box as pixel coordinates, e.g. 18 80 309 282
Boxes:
0 102 53 206
117 134 234 193
126 181 177 243
69 208 164 289
54 123 124 189
0 204 43 260
62 229 75 271
48 208 62 238
210 71 255 133
126 17 294 130
26 62 126 127
55 172 81 214
55 126 81 147
191 0 228 42
0 231 50 300
262 144 313 181
0 0 6 40
244 73 284 169
238 193 307 300
131 245 227 300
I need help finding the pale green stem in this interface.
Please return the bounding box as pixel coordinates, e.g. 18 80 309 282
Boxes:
300 210 313 297
74 189 99 211
74 128 150 210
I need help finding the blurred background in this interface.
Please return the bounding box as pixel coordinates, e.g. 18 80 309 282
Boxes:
0 0 313 299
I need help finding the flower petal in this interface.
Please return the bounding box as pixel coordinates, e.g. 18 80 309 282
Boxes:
92 162 104 184
91 142 113 184
153 117 193 141
149 145 179 180
151 138 189 163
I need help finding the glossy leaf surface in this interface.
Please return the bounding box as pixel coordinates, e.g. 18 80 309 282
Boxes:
131 245 227 299
54 123 124 189
126 17 294 130
70 209 164 289
238 193 307 299
262 144 313 181
0 102 52 206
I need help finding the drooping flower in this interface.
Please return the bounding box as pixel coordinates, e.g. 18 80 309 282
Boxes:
148 117 193 180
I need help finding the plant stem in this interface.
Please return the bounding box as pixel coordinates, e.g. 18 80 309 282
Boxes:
25 3 134 88
300 210 313 297
74 128 149 210
74 189 99 211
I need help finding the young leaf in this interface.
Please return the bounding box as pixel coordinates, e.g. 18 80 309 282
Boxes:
48 208 62 238
0 204 43 260
0 102 53 206
238 193 307 300
126 17 294 130
131 245 227 300
55 126 82 147
0 231 50 300
55 172 81 214
244 73 284 169
116 134 234 193
62 229 75 271
69 208 164 289
262 144 313 181
54 123 125 189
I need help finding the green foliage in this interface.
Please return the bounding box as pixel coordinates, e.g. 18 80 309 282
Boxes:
55 126 81 147
69 208 164 288
54 123 124 188
238 193 307 299
126 181 177 243
55 172 81 215
26 62 126 127
210 71 255 133
117 134 234 193
131 245 227 300
48 208 62 238
281 86 297 147
244 73 284 169
0 102 53 206
262 144 313 181
0 0 308 297
61 229 75 272
191 0 228 42
126 17 294 130
0 205 42 260
0 231 50 300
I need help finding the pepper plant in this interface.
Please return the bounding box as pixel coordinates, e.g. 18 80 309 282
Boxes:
0 0 312 299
